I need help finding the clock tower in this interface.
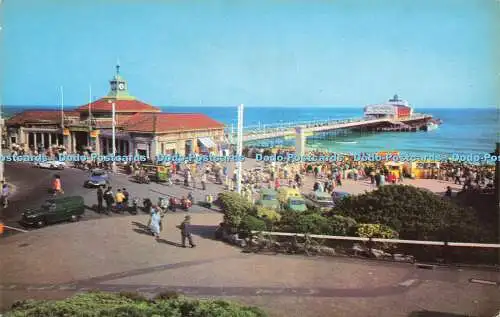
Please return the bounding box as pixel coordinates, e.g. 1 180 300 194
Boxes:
106 63 135 100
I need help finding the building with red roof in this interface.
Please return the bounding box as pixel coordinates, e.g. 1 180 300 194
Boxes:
6 65 225 158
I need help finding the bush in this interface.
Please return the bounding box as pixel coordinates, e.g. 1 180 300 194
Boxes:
5 292 268 317
329 215 358 236
240 215 267 233
286 213 333 235
118 291 149 302
255 206 282 222
356 223 398 239
155 291 181 300
335 185 493 242
219 191 253 229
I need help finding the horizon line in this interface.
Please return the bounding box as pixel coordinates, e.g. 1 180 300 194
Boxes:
2 104 498 109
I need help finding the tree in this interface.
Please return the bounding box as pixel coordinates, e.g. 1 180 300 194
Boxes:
218 191 253 230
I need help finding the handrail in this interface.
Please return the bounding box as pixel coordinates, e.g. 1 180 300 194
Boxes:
250 231 500 248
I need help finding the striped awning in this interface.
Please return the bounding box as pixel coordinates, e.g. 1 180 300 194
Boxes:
198 137 216 148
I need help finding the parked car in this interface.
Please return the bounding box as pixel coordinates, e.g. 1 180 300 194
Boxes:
331 191 350 206
256 188 280 210
84 169 110 188
277 187 301 205
304 191 335 211
285 196 307 212
33 160 66 170
19 196 85 228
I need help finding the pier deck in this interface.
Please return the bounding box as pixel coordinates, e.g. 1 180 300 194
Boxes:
234 114 432 142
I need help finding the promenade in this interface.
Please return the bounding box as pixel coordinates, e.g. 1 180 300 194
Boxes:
1 161 498 316
1 213 499 317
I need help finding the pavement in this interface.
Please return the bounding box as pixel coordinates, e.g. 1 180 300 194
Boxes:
1 213 499 317
1 161 499 316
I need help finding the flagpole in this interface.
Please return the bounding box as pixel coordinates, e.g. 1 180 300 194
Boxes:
0 94 4 182
88 85 92 130
60 86 64 129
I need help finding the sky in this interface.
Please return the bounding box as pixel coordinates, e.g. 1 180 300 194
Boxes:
1 0 499 108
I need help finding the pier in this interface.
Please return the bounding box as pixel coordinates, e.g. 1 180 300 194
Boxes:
227 113 433 155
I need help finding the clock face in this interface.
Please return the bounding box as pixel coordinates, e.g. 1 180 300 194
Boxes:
118 83 125 90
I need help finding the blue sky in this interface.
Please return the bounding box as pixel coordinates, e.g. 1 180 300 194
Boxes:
1 0 498 107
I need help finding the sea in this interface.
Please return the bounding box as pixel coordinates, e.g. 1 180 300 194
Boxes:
3 105 499 157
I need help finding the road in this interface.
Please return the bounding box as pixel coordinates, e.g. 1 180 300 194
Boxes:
0 162 226 234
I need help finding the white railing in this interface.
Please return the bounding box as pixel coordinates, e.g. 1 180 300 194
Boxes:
232 113 434 141
251 231 500 249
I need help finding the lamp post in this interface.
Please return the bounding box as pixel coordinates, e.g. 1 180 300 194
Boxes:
492 142 500 265
0 95 4 182
236 104 244 194
0 58 2 183
108 100 117 173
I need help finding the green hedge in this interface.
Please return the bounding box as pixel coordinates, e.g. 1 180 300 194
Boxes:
335 185 493 242
218 192 253 229
240 215 267 233
255 206 282 222
276 211 357 236
5 292 268 317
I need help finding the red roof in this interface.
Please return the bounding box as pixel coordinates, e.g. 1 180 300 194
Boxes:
123 113 224 133
75 98 160 113
6 110 80 125
93 117 132 129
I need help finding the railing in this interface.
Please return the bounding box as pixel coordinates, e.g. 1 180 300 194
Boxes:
247 231 500 265
226 113 434 142
250 231 500 248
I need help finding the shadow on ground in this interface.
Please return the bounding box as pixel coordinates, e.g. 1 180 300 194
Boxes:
189 224 218 240
408 311 471 317
131 220 217 242
131 221 192 247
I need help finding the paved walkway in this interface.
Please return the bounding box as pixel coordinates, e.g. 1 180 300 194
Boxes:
1 213 499 317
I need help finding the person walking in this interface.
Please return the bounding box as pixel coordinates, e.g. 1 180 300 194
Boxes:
444 186 452 197
115 189 125 212
178 215 196 248
52 174 63 196
1 183 9 208
104 186 114 214
184 169 189 187
192 174 197 189
122 188 129 205
149 207 162 240
96 186 104 213
335 173 342 187
201 172 207 190
454 168 461 185
374 173 381 187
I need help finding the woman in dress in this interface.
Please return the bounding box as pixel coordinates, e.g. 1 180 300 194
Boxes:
149 207 162 240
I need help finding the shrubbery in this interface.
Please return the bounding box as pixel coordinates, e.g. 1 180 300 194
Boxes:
218 185 494 262
5 292 268 317
255 206 282 222
356 224 398 239
335 185 493 242
329 215 358 236
218 192 253 229
240 214 267 233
